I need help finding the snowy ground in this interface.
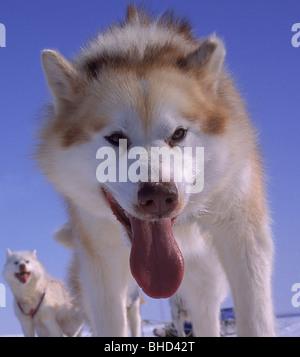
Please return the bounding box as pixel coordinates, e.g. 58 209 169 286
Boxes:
141 314 300 337
276 314 300 337
1 314 300 337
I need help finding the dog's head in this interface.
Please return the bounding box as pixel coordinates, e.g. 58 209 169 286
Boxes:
3 249 42 288
38 8 243 298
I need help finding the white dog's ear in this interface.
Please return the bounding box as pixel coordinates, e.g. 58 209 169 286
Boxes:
32 250 37 257
6 248 12 258
180 34 226 93
41 49 78 113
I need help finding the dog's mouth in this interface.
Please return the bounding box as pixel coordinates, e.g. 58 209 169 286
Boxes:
103 189 132 236
103 189 184 299
15 271 31 284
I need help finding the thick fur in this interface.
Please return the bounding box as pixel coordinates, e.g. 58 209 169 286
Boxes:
37 6 275 336
3 249 83 337
54 223 144 337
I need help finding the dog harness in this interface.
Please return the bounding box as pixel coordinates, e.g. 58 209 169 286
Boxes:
17 291 46 318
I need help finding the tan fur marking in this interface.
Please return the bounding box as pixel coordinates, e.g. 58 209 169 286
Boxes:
140 68 231 135
201 113 229 135
80 5 197 80
82 43 191 80
61 126 90 148
41 102 109 148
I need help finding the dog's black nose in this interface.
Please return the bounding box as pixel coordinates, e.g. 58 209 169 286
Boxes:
138 182 178 217
19 263 26 271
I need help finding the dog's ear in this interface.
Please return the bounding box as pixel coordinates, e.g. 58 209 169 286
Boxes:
6 248 12 258
41 50 78 114
179 34 226 93
32 250 37 257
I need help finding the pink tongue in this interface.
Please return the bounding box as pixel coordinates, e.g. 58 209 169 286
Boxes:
19 273 30 284
129 217 184 299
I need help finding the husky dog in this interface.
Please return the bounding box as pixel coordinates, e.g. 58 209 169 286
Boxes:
3 249 83 337
37 5 275 336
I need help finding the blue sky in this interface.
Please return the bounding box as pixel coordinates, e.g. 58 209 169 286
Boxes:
0 0 300 335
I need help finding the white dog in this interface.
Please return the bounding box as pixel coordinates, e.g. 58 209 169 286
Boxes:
37 5 275 336
3 249 83 337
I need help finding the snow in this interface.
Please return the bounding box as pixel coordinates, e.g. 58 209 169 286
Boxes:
2 315 300 337
276 314 300 337
142 314 300 337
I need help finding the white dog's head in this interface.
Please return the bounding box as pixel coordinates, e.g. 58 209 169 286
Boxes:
3 249 44 292
37 8 247 298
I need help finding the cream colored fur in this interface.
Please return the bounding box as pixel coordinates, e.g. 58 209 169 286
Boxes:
3 250 83 337
54 222 143 337
37 6 275 336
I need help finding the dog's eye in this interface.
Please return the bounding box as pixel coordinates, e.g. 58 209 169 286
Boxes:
169 128 187 145
14 261 18 265
25 261 29 264
105 132 129 147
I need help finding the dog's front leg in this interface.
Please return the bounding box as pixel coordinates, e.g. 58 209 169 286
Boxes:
17 314 35 337
43 315 64 337
213 220 275 336
14 301 35 336
78 244 130 337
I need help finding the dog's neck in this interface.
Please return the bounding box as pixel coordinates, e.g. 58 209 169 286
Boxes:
16 290 46 318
